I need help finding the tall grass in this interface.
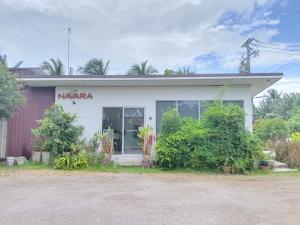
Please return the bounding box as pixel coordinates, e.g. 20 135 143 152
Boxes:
269 140 300 168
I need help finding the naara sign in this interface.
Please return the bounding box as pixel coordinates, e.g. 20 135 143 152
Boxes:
58 92 94 100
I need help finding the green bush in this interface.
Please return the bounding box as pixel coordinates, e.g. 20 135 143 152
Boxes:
156 103 263 172
160 109 182 136
54 152 88 169
254 118 290 142
292 132 300 142
32 104 84 157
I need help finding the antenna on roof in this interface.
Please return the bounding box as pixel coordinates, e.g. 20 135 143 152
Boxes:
67 27 72 75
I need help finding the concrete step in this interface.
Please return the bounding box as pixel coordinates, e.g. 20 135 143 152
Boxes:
271 160 288 169
272 168 298 172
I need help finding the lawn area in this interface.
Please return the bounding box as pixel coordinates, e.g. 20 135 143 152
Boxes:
1 162 300 176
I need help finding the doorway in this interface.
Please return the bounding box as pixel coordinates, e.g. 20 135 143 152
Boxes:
102 107 144 155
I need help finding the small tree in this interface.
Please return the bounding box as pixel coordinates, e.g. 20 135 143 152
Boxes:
32 104 83 160
254 118 290 142
0 63 25 119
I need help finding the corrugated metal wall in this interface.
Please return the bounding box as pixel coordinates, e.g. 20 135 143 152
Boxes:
6 87 55 157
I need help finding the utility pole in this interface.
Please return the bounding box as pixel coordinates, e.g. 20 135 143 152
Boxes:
240 37 258 73
67 27 71 75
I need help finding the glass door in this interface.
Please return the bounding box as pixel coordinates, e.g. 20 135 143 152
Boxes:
124 108 144 154
102 107 123 155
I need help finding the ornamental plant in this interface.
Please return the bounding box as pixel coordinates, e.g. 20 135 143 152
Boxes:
156 102 263 172
32 104 83 157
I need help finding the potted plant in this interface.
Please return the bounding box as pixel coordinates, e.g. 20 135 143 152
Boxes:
222 157 231 174
259 160 269 170
138 126 154 168
99 128 113 164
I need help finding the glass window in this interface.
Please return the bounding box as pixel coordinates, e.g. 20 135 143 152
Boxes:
178 101 199 119
156 101 176 134
222 100 244 108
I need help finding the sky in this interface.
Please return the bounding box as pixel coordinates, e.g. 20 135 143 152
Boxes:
0 0 299 98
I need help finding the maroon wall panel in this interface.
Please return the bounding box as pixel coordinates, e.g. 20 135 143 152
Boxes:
6 87 55 157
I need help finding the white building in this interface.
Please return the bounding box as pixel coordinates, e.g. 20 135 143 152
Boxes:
15 73 282 164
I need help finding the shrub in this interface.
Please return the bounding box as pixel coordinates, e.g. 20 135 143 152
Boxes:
54 152 88 169
254 118 290 142
32 104 83 157
269 140 300 168
291 132 300 142
156 103 263 172
160 109 181 136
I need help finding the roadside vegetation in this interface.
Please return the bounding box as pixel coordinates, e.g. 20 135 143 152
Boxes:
253 89 300 169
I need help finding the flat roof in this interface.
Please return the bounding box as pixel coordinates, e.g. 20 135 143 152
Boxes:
18 73 283 97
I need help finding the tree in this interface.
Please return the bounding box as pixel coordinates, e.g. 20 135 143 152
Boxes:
254 89 300 120
0 63 25 119
164 69 175 75
127 60 158 75
41 58 64 75
32 104 83 157
176 66 195 75
164 67 195 75
0 54 23 68
78 58 110 75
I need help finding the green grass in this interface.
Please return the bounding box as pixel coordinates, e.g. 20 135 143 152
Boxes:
1 162 300 176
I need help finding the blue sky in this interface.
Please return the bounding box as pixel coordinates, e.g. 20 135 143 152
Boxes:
0 0 299 95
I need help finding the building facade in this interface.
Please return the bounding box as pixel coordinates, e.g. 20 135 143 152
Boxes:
3 73 282 164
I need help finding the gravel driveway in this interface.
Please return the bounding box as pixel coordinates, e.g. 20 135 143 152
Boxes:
0 170 300 225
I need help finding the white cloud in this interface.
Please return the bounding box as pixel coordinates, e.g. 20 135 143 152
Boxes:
0 0 288 74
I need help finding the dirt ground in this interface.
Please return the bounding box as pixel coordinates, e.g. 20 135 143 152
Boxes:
0 170 300 225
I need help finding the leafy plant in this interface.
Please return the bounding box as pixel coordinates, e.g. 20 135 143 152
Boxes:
254 118 290 142
0 63 25 119
160 108 182 136
54 152 88 169
138 126 154 156
32 104 83 157
156 103 263 172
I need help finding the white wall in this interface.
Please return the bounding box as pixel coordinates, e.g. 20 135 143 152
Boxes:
56 85 253 141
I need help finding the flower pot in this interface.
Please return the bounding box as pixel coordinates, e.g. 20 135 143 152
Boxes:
32 151 50 164
103 144 112 154
142 159 151 168
103 152 111 165
259 165 269 171
223 166 231 174
6 157 15 166
17 157 26 165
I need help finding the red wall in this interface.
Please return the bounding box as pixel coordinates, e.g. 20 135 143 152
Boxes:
6 87 55 157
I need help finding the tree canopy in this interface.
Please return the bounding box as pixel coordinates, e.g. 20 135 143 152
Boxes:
0 63 25 119
41 58 64 75
127 60 158 75
255 89 300 120
78 58 110 75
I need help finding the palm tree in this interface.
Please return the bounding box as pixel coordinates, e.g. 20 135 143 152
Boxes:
127 60 158 75
176 66 194 75
0 54 23 68
41 58 64 75
78 58 110 75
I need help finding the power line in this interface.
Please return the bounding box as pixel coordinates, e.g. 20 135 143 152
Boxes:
258 49 300 56
253 38 300 48
254 44 300 52
263 55 294 72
